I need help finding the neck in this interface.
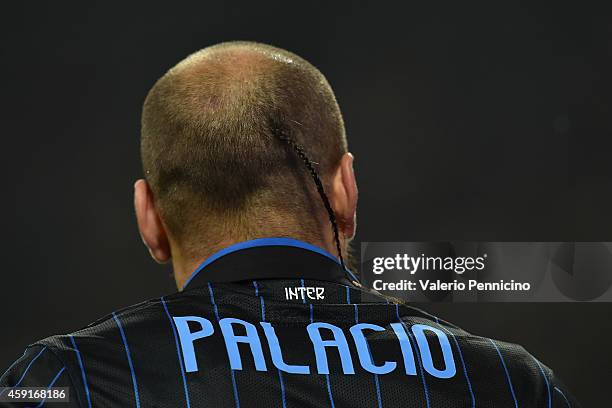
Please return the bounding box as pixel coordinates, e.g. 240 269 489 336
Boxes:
171 233 340 290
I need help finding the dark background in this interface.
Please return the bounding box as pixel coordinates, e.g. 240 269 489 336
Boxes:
2 2 611 405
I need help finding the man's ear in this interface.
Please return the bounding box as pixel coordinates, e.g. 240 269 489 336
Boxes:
329 152 358 240
134 179 171 263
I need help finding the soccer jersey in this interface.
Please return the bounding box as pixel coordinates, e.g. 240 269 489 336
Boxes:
0 238 580 407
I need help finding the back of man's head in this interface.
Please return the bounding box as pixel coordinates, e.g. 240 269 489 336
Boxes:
141 41 347 255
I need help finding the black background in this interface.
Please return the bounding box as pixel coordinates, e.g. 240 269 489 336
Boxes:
2 2 611 405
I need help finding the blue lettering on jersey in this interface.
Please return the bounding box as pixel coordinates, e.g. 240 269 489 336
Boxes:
261 322 310 374
390 323 418 375
172 316 215 373
219 318 268 371
350 323 397 375
307 322 356 375
412 324 456 378
172 316 456 379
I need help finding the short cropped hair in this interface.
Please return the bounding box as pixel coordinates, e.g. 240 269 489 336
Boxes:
141 41 347 248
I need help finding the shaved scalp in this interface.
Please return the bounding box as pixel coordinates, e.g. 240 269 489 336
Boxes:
141 41 347 254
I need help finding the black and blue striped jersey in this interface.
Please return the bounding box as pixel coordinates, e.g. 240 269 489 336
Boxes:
1 238 580 407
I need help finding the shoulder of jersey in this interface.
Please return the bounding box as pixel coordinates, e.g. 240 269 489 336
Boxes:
31 291 197 352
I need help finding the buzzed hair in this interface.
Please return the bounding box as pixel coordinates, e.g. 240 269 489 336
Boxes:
141 41 347 251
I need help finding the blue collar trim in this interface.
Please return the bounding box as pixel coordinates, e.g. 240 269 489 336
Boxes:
182 237 344 290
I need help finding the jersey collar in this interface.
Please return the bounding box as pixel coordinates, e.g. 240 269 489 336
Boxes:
182 237 358 290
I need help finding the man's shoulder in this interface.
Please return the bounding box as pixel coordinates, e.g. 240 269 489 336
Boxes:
33 292 199 358
427 317 556 405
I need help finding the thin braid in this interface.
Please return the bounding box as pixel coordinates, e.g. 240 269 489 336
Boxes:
272 128 347 273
